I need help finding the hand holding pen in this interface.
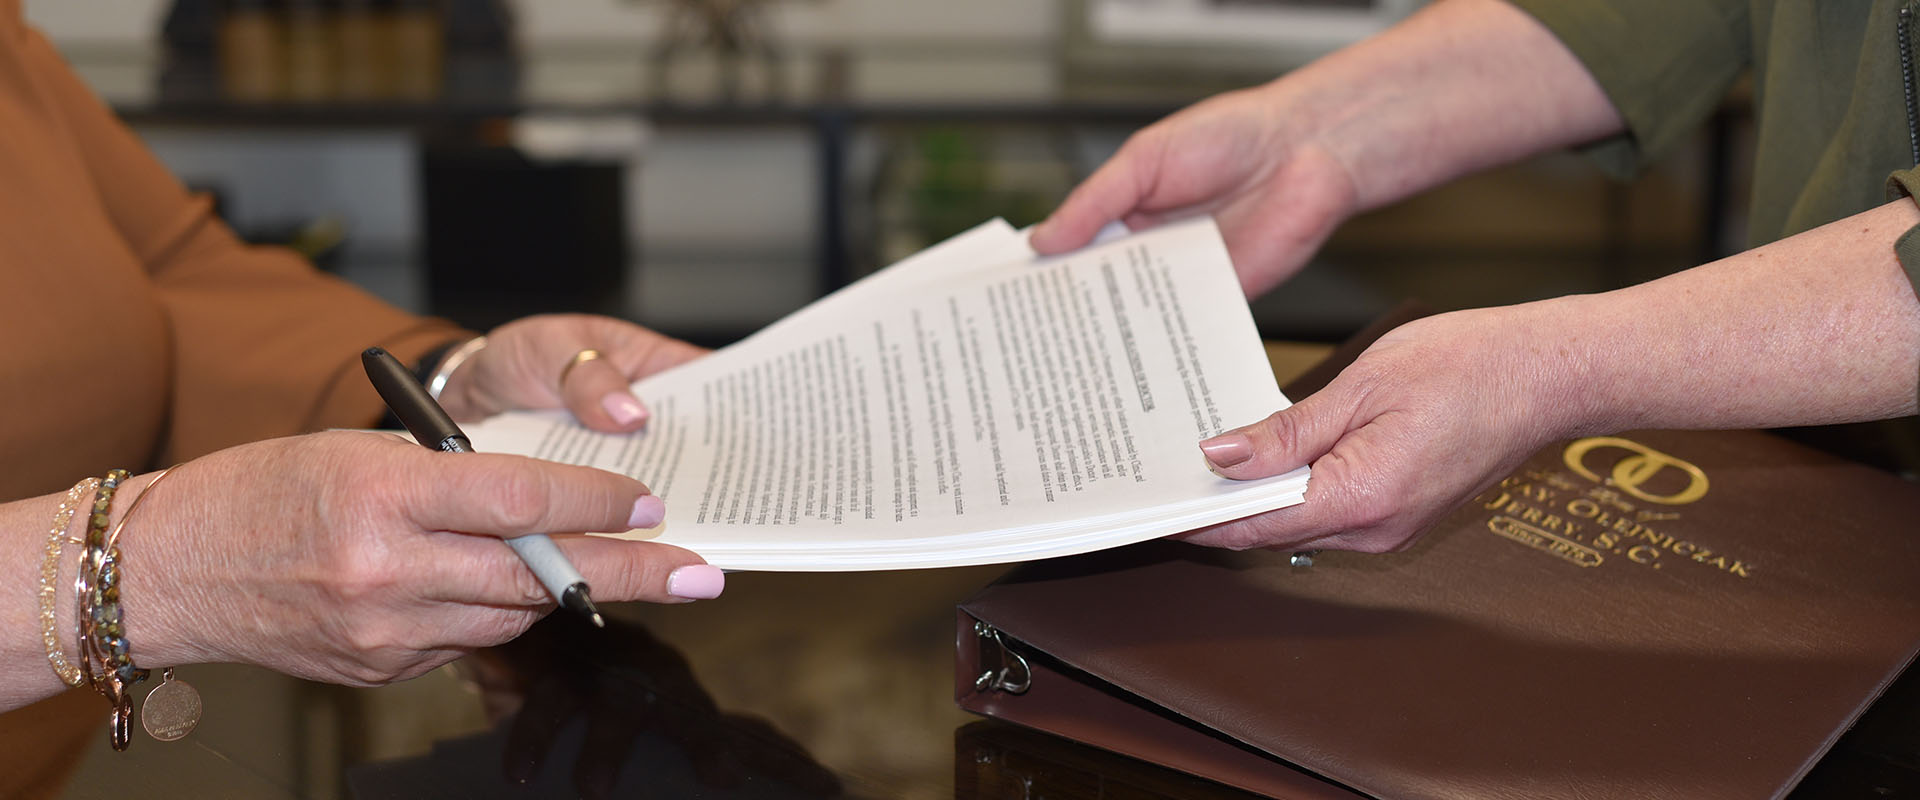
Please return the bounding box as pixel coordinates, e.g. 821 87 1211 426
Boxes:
362 345 724 624
84 428 717 695
0 319 722 715
364 347 612 625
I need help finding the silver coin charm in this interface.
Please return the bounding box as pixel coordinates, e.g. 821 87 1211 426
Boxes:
141 669 201 742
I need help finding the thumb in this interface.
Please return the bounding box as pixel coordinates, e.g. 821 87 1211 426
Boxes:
1198 396 1348 480
1029 144 1155 254
559 351 651 433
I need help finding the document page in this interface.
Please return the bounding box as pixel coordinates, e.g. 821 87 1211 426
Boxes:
464 217 1308 569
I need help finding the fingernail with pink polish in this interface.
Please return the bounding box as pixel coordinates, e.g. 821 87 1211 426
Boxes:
602 392 648 426
668 564 725 600
1200 433 1254 468
629 495 666 529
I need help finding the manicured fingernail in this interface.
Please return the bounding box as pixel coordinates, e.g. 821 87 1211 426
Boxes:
667 564 725 600
602 392 648 426
629 494 666 529
1200 433 1254 468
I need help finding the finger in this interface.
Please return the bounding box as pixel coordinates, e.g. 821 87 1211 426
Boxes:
1176 510 1387 552
404 452 657 538
560 353 651 433
422 532 719 605
611 326 708 379
1179 430 1419 553
1119 206 1206 234
1029 133 1163 253
1198 393 1354 480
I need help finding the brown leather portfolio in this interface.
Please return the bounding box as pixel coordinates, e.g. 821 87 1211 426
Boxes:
957 424 1920 798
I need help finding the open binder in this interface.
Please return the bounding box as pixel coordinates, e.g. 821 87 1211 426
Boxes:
955 312 1920 799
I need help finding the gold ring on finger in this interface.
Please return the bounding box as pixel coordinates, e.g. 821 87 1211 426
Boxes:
559 348 603 388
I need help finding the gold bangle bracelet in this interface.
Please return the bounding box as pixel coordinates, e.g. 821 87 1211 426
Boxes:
94 465 203 748
106 466 174 551
96 466 176 688
40 477 100 687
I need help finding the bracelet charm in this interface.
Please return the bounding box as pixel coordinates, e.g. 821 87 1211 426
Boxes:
141 668 201 742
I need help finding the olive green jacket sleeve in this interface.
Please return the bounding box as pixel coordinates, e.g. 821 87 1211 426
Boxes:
1886 171 1920 286
1885 170 1920 406
1504 0 1919 464
1502 0 1750 178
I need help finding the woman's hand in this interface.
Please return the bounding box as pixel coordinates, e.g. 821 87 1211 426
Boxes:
1028 0 1626 298
1029 83 1359 297
438 314 709 433
1184 303 1581 553
116 431 723 687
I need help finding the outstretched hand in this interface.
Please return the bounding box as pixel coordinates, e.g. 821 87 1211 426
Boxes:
439 314 709 433
1029 84 1359 297
1184 305 1576 553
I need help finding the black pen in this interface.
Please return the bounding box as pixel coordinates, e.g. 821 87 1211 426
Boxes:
362 347 605 627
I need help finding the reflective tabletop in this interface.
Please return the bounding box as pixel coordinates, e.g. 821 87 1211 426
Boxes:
15 346 1336 800
23 567 1271 800
15 343 1920 799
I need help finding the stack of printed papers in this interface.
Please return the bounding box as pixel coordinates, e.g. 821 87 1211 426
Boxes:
464 217 1309 570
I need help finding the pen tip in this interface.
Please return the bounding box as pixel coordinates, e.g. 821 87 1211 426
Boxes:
562 584 605 628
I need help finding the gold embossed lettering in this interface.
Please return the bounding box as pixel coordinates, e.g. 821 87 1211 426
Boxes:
1541 514 1575 538
1629 527 1670 548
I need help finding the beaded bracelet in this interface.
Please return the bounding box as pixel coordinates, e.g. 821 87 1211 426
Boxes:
39 477 100 687
73 467 200 750
98 467 174 686
105 466 201 743
74 469 133 749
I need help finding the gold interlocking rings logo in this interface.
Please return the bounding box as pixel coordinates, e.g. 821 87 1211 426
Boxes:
1562 436 1710 505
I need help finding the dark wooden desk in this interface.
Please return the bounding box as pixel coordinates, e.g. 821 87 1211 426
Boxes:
28 342 1920 799
39 562 1920 799
37 568 1273 800
20 346 1324 800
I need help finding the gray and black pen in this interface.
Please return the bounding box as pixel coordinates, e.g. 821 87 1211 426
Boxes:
361 347 605 628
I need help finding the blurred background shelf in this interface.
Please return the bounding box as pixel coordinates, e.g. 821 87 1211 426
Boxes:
42 0 1744 348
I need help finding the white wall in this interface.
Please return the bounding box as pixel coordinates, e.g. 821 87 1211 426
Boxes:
22 0 166 44
24 0 1066 323
26 0 1059 47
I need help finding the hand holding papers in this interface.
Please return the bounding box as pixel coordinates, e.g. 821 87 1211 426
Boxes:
463 217 1309 570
